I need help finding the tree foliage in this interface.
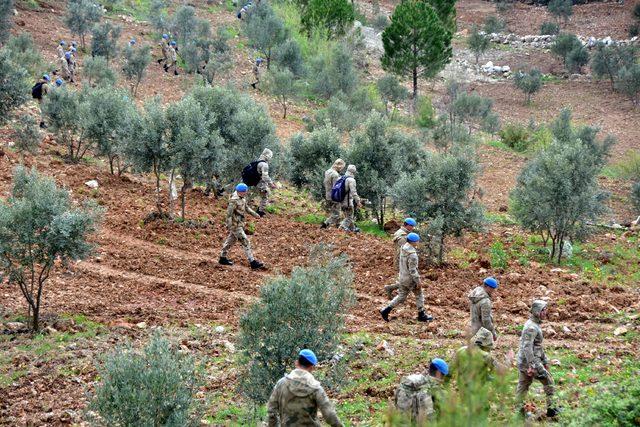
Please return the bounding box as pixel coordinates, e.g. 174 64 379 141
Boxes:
548 0 573 24
0 0 14 45
615 64 640 108
591 43 637 91
377 74 408 116
64 0 103 48
552 33 588 73
301 0 354 38
510 109 614 263
483 15 505 34
12 115 42 156
238 245 355 404
89 331 201 426
273 38 304 77
514 68 543 104
5 34 44 76
43 87 84 161
91 21 121 62
0 167 100 331
540 21 559 35
382 0 453 99
310 42 358 99
122 44 151 96
265 67 296 118
0 48 29 125
244 2 287 69
467 25 489 64
83 56 117 87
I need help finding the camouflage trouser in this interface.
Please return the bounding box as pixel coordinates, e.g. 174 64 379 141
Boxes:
220 226 254 262
38 100 45 124
339 206 356 231
323 200 341 227
167 60 177 73
389 279 424 310
258 186 270 212
516 369 555 409
384 280 400 298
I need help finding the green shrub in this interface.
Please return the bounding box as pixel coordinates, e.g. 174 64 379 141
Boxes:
499 123 531 152
416 95 436 128
0 49 29 126
615 64 640 107
489 241 508 270
372 14 389 31
564 377 640 426
548 0 573 24
5 33 44 76
528 125 553 152
0 0 13 44
301 0 354 38
12 115 41 155
634 3 640 19
540 21 559 35
629 22 639 38
238 245 355 404
467 25 489 64
566 45 589 73
83 56 117 87
483 15 505 34
632 181 640 214
89 332 201 426
514 69 543 104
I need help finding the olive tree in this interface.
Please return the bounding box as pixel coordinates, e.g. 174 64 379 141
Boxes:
510 109 614 263
0 167 101 331
0 48 29 125
122 44 151 96
301 0 354 38
5 34 44 76
64 0 103 48
552 33 588 73
244 2 287 69
83 56 117 87
201 27 234 85
265 67 296 118
0 0 13 46
376 74 408 117
311 43 358 99
467 25 489 64
12 115 42 156
514 69 543 105
43 87 84 162
548 0 572 25
591 43 637 91
615 64 640 108
91 21 121 62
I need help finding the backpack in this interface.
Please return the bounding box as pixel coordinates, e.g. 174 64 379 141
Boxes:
241 160 265 186
394 374 433 422
330 175 350 203
32 82 44 99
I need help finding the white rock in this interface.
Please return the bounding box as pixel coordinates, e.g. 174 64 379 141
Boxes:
562 326 571 334
136 321 147 329
214 325 225 334
502 65 510 72
85 180 99 189
6 322 26 331
613 326 628 336
223 340 236 353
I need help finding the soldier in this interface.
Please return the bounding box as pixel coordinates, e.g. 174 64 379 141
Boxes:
516 300 558 418
256 148 276 217
469 277 498 341
320 158 346 229
56 40 66 60
455 327 506 381
394 358 448 423
33 74 50 128
380 233 434 322
383 218 417 299
250 57 263 89
267 349 343 427
67 47 77 81
55 78 64 88
58 52 71 81
158 34 170 65
338 165 361 232
219 183 264 270
165 41 179 75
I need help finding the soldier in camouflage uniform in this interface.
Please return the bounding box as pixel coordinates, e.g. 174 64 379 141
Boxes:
338 165 361 232
158 34 170 65
219 183 264 270
383 218 417 299
165 41 179 75
394 358 448 424
56 40 66 60
256 148 276 217
469 277 499 341
58 53 71 81
455 327 506 380
516 300 558 418
380 233 433 323
320 158 345 229
267 349 343 427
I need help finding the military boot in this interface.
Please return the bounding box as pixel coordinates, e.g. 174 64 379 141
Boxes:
380 306 392 322
417 310 433 322
257 210 266 217
250 260 264 270
219 257 233 266
546 408 559 418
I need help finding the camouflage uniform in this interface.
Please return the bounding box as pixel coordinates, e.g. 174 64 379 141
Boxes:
220 191 260 262
158 40 169 64
256 148 274 213
338 166 360 232
267 368 343 427
383 226 410 298
516 300 555 410
388 242 424 310
58 56 71 80
394 373 441 423
67 52 76 82
167 45 178 74
455 327 503 381
468 286 497 339
37 80 49 126
57 44 65 60
322 160 344 227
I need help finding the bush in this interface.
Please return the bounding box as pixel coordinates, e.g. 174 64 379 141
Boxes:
489 241 508 270
373 14 389 31
548 0 573 24
0 167 100 331
566 45 589 73
148 0 169 33
632 181 640 214
483 15 505 34
238 245 355 404
630 22 640 38
202 27 234 85
565 377 640 427
89 332 201 426
467 25 490 64
122 44 151 96
377 74 408 116
551 33 583 70
5 34 44 76
500 123 531 152
287 124 343 199
416 95 436 128
0 0 13 45
540 21 559 36
273 38 304 77
311 43 358 99
64 0 103 48
265 67 296 118
301 0 354 38
43 87 83 161
0 49 29 126
615 64 640 108
514 68 543 104
244 2 286 69
634 3 640 19
91 21 121 62
12 115 41 155
83 56 117 87
591 43 637 90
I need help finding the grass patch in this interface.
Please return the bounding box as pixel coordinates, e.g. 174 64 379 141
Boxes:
356 220 388 238
485 139 512 151
0 369 28 388
600 150 640 181
484 211 517 226
295 213 325 224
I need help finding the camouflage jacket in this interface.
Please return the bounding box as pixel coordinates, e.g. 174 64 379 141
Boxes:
517 307 548 373
468 286 496 337
323 167 340 201
257 159 272 188
455 327 501 377
226 191 258 229
57 45 65 59
393 227 410 267
398 242 420 284
341 173 360 208
394 373 440 422
168 46 177 62
267 368 343 427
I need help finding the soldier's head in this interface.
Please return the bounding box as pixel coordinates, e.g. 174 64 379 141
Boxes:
429 358 449 379
59 40 66 46
295 349 318 372
403 217 417 231
162 33 169 40
406 232 420 247
170 41 177 47
472 327 494 351
346 164 357 176
55 78 64 87
332 158 345 172
260 148 273 161
65 51 71 60
531 299 548 320
42 74 50 82
483 277 498 296
235 183 248 197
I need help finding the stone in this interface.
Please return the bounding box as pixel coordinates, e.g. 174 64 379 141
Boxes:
562 325 571 334
214 325 225 333
544 327 557 337
613 326 628 336
377 340 395 356
6 322 27 331
136 321 147 329
84 180 99 189
223 340 236 353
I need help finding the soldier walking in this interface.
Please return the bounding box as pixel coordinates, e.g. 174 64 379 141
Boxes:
267 349 343 427
56 40 66 60
469 277 499 341
455 327 506 380
384 218 417 298
250 57 263 89
158 34 170 65
321 158 345 229
393 358 448 423
165 41 179 75
380 233 434 322
219 183 264 270
256 148 276 217
338 165 361 232
58 52 71 82
516 300 558 418
33 74 50 128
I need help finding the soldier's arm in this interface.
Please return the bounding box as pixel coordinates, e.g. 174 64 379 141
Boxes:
266 381 281 427
260 162 274 186
316 388 344 427
408 252 420 282
350 179 360 205
521 328 543 372
225 199 236 227
246 204 260 218
480 300 496 336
